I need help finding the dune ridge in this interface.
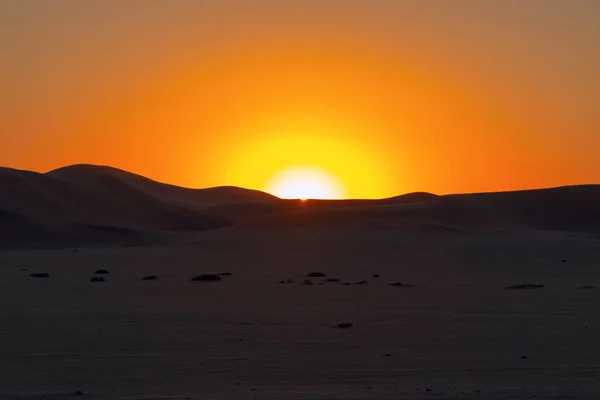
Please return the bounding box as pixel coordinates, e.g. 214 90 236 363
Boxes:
1 164 599 247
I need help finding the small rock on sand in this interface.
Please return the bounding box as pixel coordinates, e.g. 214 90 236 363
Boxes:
95 269 110 275
90 277 105 282
190 274 222 282
390 282 413 287
30 273 50 278
505 284 544 290
306 272 327 277
336 322 354 329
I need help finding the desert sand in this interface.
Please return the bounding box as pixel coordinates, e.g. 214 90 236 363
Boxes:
1 165 599 399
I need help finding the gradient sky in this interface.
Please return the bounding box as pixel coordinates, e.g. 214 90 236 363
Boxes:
1 0 599 198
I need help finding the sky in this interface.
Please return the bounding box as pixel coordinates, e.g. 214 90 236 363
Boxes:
1 0 599 198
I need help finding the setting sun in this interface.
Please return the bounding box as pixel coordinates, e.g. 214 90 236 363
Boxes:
265 166 346 199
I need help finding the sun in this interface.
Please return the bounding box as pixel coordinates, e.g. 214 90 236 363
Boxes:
265 166 346 200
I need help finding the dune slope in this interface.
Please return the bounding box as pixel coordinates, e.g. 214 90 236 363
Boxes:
1 164 599 246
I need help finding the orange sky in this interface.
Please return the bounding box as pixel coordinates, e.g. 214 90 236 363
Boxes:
1 1 599 198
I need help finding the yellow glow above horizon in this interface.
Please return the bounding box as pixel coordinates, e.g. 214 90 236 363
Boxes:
265 166 346 199
4 3 599 199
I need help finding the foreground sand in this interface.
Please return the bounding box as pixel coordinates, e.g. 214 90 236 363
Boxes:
1 229 599 399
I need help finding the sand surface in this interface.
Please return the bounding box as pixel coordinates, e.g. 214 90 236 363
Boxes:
1 229 599 399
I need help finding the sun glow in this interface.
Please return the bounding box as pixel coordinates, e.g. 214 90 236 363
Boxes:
265 166 346 199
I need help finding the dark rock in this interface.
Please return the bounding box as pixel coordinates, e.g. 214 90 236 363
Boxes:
323 278 340 282
90 277 105 282
30 273 50 278
73 390 84 396
373 274 380 278
521 355 528 359
141 275 159 281
218 272 233 276
190 274 222 282
336 322 354 329
559 259 567 263
506 284 544 290
302 279 314 286
95 269 110 274
355 280 368 285
578 285 597 290
306 272 327 277
390 282 413 287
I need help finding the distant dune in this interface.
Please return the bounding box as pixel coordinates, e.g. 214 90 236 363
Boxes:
1 164 599 247
0 164 275 246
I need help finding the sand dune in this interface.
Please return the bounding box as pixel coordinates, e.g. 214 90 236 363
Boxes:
2 166 600 398
0 165 274 246
48 164 276 207
235 186 600 235
1 164 599 247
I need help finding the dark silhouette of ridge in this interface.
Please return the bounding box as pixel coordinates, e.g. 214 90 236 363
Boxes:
47 164 278 206
0 164 276 247
2 164 600 247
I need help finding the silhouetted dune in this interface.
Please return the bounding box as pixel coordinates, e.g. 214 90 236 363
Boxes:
3 164 600 247
48 164 277 207
382 191 439 203
236 185 600 234
0 165 277 246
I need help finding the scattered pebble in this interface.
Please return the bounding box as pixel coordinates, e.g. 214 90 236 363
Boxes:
190 274 222 282
306 272 327 277
506 284 544 290
95 269 110 275
390 282 412 287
